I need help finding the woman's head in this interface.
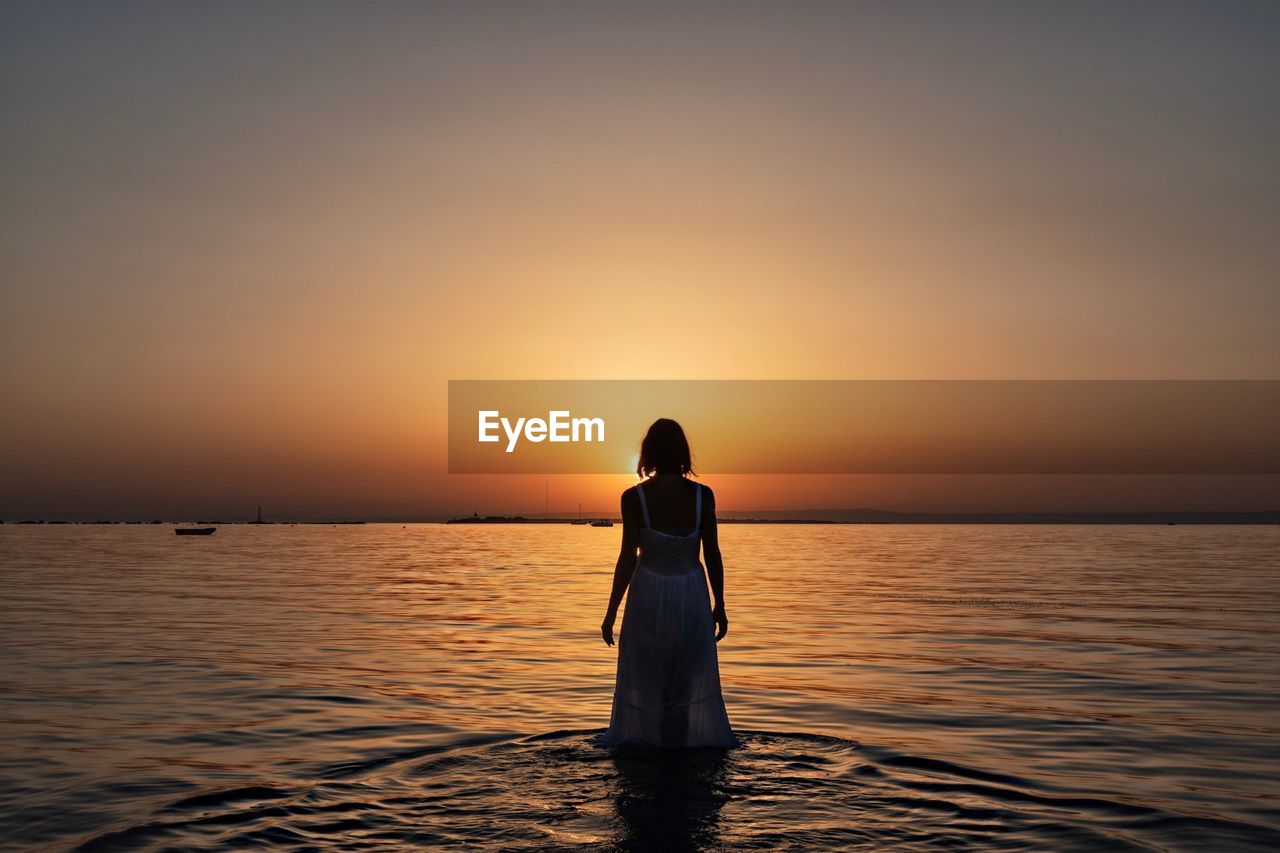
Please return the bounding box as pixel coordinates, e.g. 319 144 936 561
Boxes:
637 418 694 478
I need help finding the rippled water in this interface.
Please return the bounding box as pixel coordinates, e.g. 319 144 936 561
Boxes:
1 524 1278 850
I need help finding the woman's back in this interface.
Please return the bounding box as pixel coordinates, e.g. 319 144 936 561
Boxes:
633 477 704 577
632 475 702 535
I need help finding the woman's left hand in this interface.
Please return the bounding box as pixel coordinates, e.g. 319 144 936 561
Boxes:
601 613 616 647
713 606 729 642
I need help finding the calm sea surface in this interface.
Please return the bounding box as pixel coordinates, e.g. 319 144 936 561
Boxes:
1 524 1278 851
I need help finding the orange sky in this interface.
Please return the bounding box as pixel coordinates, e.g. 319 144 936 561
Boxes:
2 4 1278 519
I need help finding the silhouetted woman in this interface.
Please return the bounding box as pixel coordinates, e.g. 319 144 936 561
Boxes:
599 419 736 748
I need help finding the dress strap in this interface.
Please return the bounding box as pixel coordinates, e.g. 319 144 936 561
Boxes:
635 483 651 529
694 483 702 529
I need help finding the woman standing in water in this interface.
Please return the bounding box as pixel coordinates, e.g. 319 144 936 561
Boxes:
599 419 736 748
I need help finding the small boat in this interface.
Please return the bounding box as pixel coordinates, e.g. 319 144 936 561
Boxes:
590 519 614 528
572 503 589 525
176 527 216 536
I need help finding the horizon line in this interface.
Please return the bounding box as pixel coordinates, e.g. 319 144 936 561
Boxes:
6 509 1278 525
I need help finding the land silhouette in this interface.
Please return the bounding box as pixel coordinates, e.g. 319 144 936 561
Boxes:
6 510 1276 525
445 510 1279 525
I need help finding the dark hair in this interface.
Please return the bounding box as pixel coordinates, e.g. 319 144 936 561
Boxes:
637 418 694 478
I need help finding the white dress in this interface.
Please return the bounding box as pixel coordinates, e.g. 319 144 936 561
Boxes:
600 483 737 748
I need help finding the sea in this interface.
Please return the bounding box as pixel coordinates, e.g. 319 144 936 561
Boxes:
1 524 1277 850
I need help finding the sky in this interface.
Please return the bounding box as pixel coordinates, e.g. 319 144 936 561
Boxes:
2 1 1278 519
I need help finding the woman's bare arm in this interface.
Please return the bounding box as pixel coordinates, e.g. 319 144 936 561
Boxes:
701 487 729 641
601 490 640 647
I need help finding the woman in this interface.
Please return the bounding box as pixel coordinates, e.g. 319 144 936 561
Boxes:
599 418 736 748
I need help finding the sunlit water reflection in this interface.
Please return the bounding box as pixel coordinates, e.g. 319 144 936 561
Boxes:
1 525 1277 849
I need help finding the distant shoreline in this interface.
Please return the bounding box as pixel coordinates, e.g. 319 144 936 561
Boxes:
4 511 1277 526
445 511 1280 525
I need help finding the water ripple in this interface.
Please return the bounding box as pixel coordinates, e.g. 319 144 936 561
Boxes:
71 730 1280 851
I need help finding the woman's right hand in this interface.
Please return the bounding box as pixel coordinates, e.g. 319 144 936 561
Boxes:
713 605 729 642
601 612 616 647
